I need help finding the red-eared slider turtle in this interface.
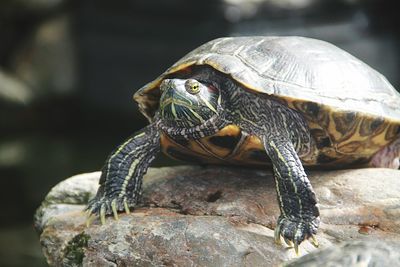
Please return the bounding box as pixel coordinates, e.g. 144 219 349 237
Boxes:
87 36 400 251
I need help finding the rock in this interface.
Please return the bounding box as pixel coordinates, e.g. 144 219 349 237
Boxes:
284 240 400 266
34 166 400 266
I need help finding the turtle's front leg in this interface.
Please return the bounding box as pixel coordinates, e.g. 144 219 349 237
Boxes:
263 135 320 253
87 122 160 224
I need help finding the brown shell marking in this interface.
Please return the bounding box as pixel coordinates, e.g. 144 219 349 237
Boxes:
287 98 398 165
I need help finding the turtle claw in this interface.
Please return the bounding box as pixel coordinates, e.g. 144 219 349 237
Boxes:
274 215 320 254
284 237 294 247
124 200 130 214
111 199 119 220
294 242 300 256
310 234 319 248
85 212 96 227
85 195 135 226
274 222 282 244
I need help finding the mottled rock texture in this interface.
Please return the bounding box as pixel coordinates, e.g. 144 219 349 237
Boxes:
284 240 400 267
34 166 400 266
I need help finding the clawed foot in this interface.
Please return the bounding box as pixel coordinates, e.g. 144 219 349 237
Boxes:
274 215 320 254
85 195 134 226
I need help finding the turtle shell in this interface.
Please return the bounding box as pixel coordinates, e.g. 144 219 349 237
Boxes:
134 36 400 167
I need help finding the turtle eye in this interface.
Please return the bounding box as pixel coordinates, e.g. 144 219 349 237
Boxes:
185 79 201 95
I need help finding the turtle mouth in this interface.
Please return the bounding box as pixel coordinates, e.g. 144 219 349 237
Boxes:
161 98 195 110
161 99 208 127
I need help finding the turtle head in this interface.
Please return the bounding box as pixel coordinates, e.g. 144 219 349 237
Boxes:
159 78 220 127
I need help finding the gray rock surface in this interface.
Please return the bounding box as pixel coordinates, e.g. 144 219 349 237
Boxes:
34 166 400 266
284 240 400 267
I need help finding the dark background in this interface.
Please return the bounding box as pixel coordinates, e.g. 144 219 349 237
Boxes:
0 0 399 266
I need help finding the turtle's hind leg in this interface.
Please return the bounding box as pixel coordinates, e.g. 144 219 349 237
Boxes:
371 136 400 169
86 122 160 224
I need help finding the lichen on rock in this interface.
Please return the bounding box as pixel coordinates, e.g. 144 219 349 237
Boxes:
63 232 90 266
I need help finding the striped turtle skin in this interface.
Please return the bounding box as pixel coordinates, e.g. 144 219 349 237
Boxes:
87 36 400 253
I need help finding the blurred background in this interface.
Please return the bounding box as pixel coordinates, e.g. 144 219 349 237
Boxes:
0 0 399 266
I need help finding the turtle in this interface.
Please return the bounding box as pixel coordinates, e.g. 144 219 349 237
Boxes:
87 36 400 252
